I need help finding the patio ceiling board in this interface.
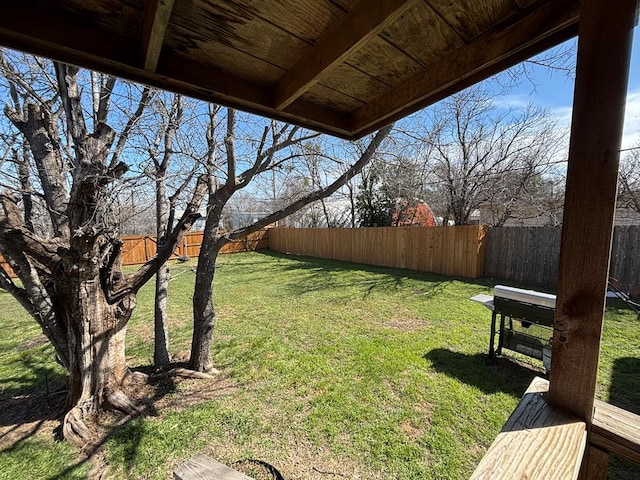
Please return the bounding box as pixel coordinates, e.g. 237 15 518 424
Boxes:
163 25 286 87
350 0 580 136
347 35 423 83
300 83 365 114
427 0 521 42
168 1 311 72
377 1 464 68
272 0 415 110
0 0 582 138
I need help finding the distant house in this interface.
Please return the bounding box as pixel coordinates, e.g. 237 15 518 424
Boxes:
391 200 437 227
474 204 640 227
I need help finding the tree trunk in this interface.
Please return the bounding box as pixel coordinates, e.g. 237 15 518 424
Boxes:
56 235 138 445
190 210 223 372
154 262 171 367
154 175 171 367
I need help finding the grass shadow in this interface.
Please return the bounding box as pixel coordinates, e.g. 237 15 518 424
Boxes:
1 357 235 480
607 356 640 479
608 356 640 416
424 348 539 397
254 250 492 297
0 356 67 430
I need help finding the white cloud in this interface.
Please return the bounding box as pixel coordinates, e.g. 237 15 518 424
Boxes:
492 94 532 110
548 87 640 150
622 90 640 149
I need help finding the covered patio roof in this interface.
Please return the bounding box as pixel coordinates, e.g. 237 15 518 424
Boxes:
0 0 579 139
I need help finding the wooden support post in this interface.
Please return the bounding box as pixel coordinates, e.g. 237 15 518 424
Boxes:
548 2 636 477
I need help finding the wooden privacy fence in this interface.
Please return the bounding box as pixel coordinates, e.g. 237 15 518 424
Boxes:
120 229 270 265
0 229 270 274
3 225 638 294
484 225 640 297
269 226 487 278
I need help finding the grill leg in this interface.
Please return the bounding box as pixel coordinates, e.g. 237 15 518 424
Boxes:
497 314 506 356
487 311 498 365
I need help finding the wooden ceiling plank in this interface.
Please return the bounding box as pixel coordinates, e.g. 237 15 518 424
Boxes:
300 84 364 113
272 0 416 111
170 1 309 73
158 52 352 135
351 0 580 136
165 23 286 86
0 4 351 138
0 4 139 66
142 0 176 72
426 0 520 42
380 0 463 67
345 45 423 89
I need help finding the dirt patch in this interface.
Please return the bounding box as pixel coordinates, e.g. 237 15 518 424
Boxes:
384 317 429 331
399 421 422 438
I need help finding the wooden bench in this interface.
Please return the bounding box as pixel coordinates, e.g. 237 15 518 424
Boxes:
591 400 640 464
174 454 254 480
470 377 587 479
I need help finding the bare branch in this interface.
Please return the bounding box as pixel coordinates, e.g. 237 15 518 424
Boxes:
109 86 154 168
118 174 207 295
224 124 393 242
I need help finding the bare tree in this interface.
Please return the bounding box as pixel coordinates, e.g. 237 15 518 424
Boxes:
618 142 640 214
189 108 393 372
0 53 206 445
419 86 564 225
143 92 205 367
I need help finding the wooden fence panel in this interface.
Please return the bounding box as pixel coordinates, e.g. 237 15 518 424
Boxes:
269 226 487 278
0 257 15 277
484 226 562 286
610 225 640 296
484 226 640 297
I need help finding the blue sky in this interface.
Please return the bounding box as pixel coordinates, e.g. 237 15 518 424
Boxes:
504 26 640 151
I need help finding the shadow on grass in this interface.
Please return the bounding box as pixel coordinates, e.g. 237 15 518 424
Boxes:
608 357 640 480
423 348 538 397
1 358 236 480
254 250 492 297
0 356 67 429
608 357 640 479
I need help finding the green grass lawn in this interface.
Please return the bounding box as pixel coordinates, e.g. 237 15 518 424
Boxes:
1 251 639 479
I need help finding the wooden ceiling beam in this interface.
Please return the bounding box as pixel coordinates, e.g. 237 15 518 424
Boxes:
141 0 176 72
350 0 580 136
272 0 415 111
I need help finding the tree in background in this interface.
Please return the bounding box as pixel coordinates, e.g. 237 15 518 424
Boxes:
418 86 564 225
141 93 206 367
355 153 430 227
0 53 206 444
618 142 640 215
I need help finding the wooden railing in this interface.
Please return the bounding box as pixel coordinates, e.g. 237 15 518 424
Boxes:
591 400 640 465
470 377 586 480
471 377 640 479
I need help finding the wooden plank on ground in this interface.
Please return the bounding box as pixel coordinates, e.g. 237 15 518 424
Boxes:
174 454 253 480
591 400 640 464
470 377 586 480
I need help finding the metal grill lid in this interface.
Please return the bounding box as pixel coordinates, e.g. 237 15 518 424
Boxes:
493 285 556 309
